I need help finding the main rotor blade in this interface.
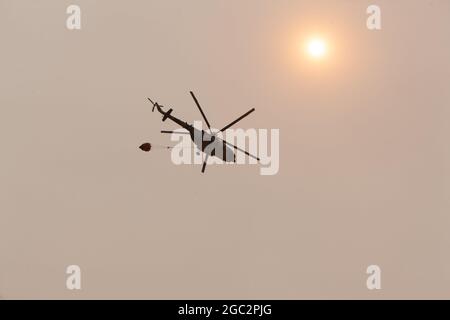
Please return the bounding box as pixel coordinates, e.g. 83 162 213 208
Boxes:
201 154 209 173
161 130 190 135
190 91 212 133
220 108 255 132
223 140 260 161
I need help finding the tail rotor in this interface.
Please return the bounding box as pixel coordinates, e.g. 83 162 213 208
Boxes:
147 98 159 112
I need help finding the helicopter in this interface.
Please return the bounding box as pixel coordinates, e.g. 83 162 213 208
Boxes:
143 91 260 173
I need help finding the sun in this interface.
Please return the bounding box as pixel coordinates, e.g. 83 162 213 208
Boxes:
307 38 327 59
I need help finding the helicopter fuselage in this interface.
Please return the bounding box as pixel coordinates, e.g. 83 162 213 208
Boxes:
155 103 235 162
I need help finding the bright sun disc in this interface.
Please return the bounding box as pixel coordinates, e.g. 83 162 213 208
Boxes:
307 38 327 58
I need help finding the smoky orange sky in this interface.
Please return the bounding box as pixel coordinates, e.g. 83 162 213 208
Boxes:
0 0 449 299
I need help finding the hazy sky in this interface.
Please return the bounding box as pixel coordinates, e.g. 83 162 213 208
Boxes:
1 0 449 299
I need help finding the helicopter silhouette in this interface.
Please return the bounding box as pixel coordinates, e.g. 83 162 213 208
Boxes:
146 91 260 173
